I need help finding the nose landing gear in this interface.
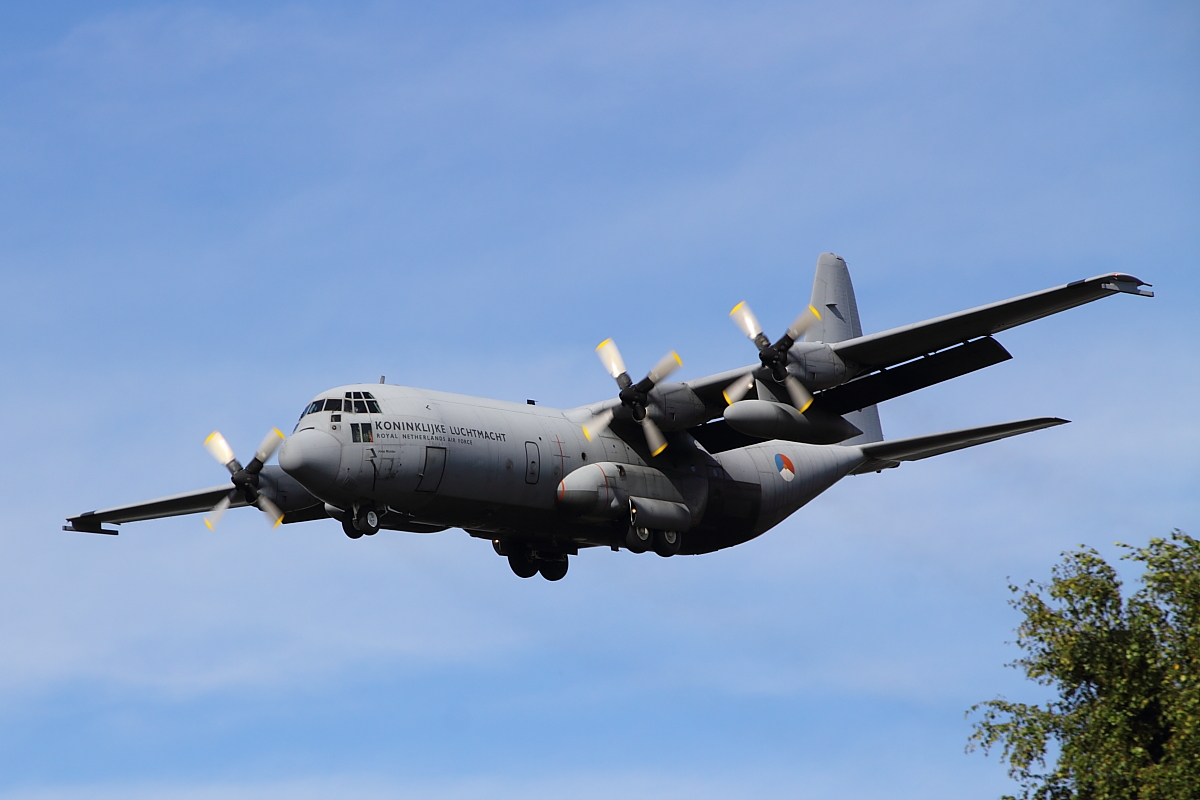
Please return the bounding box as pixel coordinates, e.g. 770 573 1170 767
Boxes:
341 505 380 539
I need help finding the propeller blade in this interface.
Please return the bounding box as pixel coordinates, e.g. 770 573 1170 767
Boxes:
722 373 755 405
254 428 286 464
595 339 627 380
256 495 285 528
729 302 763 340
646 351 682 384
204 431 237 471
203 493 234 530
785 374 814 413
640 417 668 457
785 304 823 341
581 408 615 441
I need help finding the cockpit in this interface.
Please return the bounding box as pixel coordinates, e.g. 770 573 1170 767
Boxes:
299 391 382 419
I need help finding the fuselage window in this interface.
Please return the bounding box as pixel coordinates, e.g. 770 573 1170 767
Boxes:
351 422 374 443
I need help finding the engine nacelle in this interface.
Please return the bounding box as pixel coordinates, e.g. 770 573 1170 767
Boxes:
646 382 712 430
724 399 862 444
788 342 849 389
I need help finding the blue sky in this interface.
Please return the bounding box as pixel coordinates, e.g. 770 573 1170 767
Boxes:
0 2 1196 798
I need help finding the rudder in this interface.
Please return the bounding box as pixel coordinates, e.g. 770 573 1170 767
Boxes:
804 253 883 444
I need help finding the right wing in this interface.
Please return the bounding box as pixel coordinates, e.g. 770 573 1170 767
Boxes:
64 466 323 534
832 273 1152 371
65 486 242 533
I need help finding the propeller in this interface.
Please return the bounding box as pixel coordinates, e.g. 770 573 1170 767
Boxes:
723 301 822 412
202 429 287 529
581 339 682 457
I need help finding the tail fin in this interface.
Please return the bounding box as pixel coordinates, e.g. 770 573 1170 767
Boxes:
805 253 883 444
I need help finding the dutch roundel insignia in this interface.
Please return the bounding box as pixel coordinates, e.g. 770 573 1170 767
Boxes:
775 453 795 482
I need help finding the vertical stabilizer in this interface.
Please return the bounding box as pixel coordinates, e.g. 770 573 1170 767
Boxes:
804 253 883 444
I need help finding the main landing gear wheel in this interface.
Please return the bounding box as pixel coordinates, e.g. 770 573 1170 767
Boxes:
342 516 363 539
538 557 568 582
355 507 380 536
508 553 539 579
653 529 681 557
626 526 652 553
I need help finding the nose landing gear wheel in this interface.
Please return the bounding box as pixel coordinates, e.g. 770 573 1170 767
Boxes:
538 557 568 581
653 529 681 557
355 507 380 536
342 516 363 539
508 553 539 579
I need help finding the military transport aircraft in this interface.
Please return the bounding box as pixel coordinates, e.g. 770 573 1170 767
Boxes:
65 254 1152 581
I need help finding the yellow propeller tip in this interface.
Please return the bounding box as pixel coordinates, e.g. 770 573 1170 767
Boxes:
722 391 733 405
204 432 219 443
595 338 613 351
204 519 214 530
671 351 682 366
581 426 593 441
729 301 745 315
651 443 668 457
273 428 284 438
273 517 284 528
799 399 813 413
809 304 822 320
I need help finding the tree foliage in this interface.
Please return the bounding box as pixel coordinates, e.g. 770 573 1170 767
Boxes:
968 530 1200 800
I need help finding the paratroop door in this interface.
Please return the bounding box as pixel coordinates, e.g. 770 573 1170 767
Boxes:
524 441 540 484
416 446 447 493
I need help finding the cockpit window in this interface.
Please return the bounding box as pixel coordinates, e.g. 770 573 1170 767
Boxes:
353 399 368 414
300 400 322 418
324 398 342 412
366 399 381 413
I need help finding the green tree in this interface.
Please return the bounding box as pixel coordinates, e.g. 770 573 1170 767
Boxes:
968 530 1199 800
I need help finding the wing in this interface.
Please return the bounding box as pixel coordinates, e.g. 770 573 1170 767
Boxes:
832 273 1152 371
850 417 1068 474
65 485 242 533
64 466 323 534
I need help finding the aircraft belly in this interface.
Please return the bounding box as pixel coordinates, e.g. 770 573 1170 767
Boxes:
681 443 862 555
680 449 761 554
749 443 862 534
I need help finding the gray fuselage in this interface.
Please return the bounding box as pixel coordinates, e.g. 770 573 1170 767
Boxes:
277 383 863 555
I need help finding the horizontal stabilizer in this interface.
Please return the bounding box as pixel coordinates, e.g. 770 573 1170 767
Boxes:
850 417 1068 474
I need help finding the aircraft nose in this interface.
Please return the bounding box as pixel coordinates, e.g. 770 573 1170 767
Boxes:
278 428 342 491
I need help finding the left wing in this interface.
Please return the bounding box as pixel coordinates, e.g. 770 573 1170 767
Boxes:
831 273 1152 372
